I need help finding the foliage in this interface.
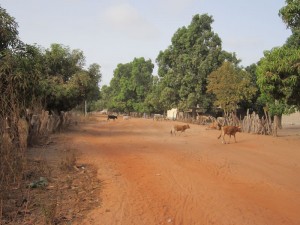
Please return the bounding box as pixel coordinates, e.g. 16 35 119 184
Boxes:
285 29 300 48
240 63 265 116
0 7 20 55
107 57 154 113
33 44 101 112
207 62 257 115
44 44 85 82
279 0 300 48
256 46 300 114
156 14 240 113
279 0 300 31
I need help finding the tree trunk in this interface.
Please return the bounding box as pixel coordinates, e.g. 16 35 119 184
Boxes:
273 115 280 137
192 108 197 119
278 114 282 129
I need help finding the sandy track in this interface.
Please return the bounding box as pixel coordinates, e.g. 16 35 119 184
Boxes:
67 115 300 225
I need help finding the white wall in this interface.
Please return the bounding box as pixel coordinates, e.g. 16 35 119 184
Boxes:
282 112 300 125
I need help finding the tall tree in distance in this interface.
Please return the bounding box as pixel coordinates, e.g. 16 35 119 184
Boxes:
108 57 154 113
156 14 239 115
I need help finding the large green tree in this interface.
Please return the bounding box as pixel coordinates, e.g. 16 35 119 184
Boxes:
255 0 300 136
108 57 154 113
42 45 101 112
98 85 113 110
156 14 239 114
257 0 300 113
207 62 257 116
256 47 300 109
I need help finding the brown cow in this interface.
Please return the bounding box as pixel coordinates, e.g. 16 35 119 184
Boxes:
217 126 242 144
171 124 190 136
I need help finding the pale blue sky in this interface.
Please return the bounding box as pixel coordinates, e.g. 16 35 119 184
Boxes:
0 0 291 85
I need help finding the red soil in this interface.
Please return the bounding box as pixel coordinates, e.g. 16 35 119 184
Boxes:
64 114 300 225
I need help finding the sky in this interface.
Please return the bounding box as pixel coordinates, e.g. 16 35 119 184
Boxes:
0 0 292 86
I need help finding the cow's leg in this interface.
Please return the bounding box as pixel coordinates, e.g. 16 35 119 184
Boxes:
228 134 231 144
233 134 236 143
222 135 226 144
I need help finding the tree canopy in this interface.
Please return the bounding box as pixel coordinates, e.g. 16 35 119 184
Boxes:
0 7 20 55
279 0 300 31
279 0 300 48
156 14 239 113
107 57 154 113
256 46 300 111
207 62 257 115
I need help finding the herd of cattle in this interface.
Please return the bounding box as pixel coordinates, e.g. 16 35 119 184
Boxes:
169 123 241 144
106 114 242 144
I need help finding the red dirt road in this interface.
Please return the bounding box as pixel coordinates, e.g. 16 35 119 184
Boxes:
67 115 300 225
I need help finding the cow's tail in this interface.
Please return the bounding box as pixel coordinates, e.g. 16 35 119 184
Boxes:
170 129 173 135
217 134 221 139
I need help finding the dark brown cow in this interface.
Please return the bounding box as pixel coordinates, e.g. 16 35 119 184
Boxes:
217 126 242 144
107 115 118 121
171 124 190 136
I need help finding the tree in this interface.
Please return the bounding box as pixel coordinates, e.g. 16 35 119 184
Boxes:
0 7 30 186
98 85 113 110
86 63 101 101
38 44 101 112
256 46 300 106
0 7 20 55
207 62 257 116
252 1 300 136
279 0 300 31
279 0 300 48
256 46 300 135
238 63 265 116
44 43 85 82
144 76 161 113
156 14 240 115
108 57 154 113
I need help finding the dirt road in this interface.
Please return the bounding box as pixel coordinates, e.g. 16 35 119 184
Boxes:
66 115 300 225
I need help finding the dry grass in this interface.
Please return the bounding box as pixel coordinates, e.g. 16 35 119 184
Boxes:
0 131 102 225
